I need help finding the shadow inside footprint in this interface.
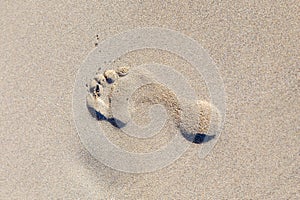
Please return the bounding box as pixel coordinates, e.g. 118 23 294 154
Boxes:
87 106 127 129
106 117 127 128
193 133 215 144
95 111 127 128
180 129 215 144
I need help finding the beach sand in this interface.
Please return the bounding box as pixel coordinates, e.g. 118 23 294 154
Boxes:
1 1 299 199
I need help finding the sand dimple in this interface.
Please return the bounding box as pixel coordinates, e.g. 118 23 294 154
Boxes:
95 73 106 86
104 69 118 84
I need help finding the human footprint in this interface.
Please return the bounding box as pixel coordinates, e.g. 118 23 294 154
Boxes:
86 65 220 144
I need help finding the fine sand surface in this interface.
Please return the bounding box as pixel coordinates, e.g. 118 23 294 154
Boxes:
1 1 299 199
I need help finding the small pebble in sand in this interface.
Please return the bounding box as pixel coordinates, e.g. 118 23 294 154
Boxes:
116 66 130 76
95 73 107 86
104 69 118 84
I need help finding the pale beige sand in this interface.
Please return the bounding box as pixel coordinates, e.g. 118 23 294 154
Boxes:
1 1 299 199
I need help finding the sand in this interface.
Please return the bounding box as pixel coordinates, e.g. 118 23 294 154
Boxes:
1 0 299 199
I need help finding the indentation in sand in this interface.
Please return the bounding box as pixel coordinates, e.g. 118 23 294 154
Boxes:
85 62 221 152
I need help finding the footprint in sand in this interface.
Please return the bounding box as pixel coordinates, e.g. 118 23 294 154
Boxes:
85 66 220 143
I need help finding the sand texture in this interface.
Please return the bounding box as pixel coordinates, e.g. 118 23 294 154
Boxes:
1 1 299 199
